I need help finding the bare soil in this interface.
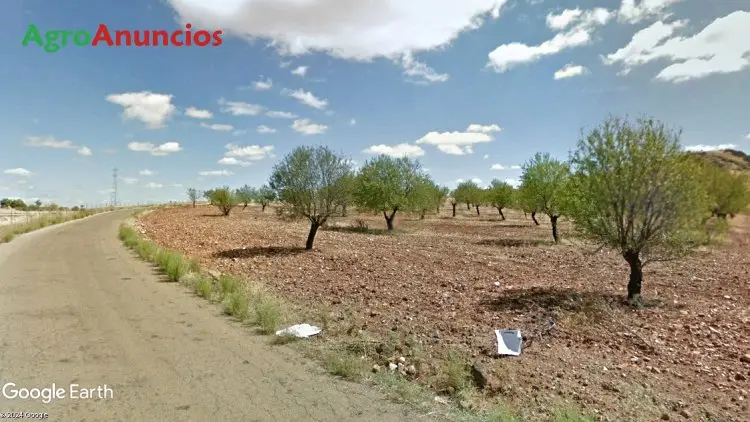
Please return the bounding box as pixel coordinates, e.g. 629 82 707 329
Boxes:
138 204 750 422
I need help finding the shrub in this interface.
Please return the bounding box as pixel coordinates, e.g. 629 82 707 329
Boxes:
253 296 282 334
1 232 14 243
323 352 367 380
218 275 237 299
205 186 237 216
224 291 249 321
194 276 213 299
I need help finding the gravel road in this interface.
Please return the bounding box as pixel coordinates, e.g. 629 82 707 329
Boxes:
0 210 419 421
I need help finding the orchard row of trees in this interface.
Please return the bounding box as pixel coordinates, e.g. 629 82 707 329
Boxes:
190 116 749 302
0 198 84 211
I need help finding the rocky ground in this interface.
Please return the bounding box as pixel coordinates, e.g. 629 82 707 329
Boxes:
138 204 750 422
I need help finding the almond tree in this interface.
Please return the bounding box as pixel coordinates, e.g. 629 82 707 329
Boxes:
186 188 200 208
354 155 423 231
206 186 237 216
269 145 353 250
519 152 570 242
257 185 276 212
566 116 709 302
701 164 750 219
235 185 256 210
486 179 514 220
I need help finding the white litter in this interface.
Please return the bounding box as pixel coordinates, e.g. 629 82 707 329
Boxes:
275 323 322 338
495 329 523 356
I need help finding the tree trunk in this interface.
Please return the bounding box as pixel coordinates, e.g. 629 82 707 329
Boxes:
498 207 505 220
452 203 456 217
305 220 320 250
243 203 248 210
420 210 425 220
261 204 267 212
623 250 643 302
531 211 539 225
466 203 471 210
192 201 196 208
342 204 348 217
383 208 397 231
523 211 527 218
475 205 480 216
551 215 559 243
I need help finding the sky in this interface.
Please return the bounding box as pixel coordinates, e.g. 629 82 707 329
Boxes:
1 0 749 206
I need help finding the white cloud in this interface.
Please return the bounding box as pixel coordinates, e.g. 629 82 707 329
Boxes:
24 136 92 156
472 178 483 185
218 98 264 116
363 143 425 158
291 119 328 135
218 157 253 167
401 52 449 84
232 130 247 136
546 8 582 30
483 154 490 159
684 144 737 152
285 89 328 110
171 183 183 188
416 124 500 155
139 169 155 176
491 164 521 170
291 66 308 76
554 63 588 79
266 110 298 119
604 11 750 83
257 125 277 134
200 122 235 131
617 0 683 24
166 0 508 77
350 118 357 126
145 182 164 189
224 143 275 160
488 8 612 72
121 177 139 184
185 106 213 119
106 91 176 128
746 133 750 139
466 124 502 134
504 178 522 188
127 142 183 156
253 77 273 90
199 170 233 176
3 168 32 177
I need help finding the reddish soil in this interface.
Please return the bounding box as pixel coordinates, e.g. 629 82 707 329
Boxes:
138 204 750 422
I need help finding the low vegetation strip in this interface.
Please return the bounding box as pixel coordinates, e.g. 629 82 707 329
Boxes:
0 209 101 244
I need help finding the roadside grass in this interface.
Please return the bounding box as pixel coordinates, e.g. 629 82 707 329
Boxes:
0 209 98 244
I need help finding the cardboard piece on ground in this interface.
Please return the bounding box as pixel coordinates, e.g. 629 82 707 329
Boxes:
495 329 522 356
275 323 322 338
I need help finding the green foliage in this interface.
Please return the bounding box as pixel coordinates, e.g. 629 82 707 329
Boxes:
700 164 750 217
235 185 257 208
354 155 425 221
194 276 213 299
566 116 710 261
186 188 200 206
0 198 28 210
486 180 515 210
409 176 443 216
453 181 483 206
205 186 237 216
218 275 237 299
257 184 277 210
519 152 570 217
269 146 351 222
253 296 282 334
224 291 249 321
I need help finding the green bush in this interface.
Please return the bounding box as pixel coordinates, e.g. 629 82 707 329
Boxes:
254 296 282 334
218 275 237 299
224 291 249 321
194 276 213 299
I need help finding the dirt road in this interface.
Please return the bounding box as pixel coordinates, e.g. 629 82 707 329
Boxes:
0 210 419 421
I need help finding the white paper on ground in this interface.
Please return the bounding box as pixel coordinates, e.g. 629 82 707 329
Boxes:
275 323 322 338
495 329 522 356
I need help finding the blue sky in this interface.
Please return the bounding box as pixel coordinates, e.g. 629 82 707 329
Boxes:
1 0 748 206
